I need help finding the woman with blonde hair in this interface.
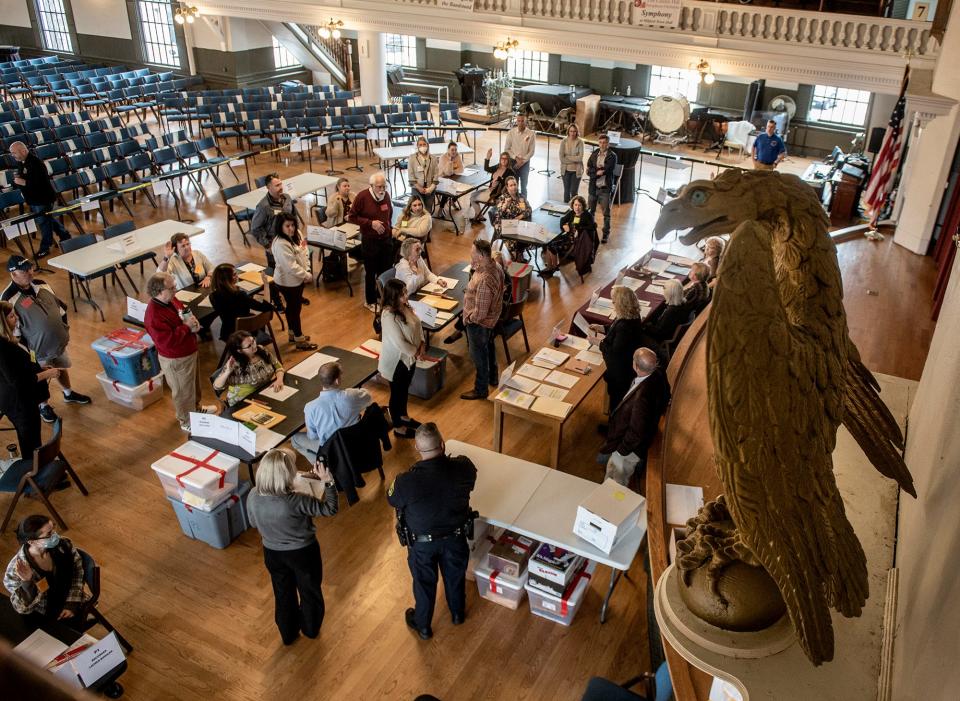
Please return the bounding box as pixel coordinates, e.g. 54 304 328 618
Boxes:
392 195 433 241
395 238 443 295
246 448 339 645
589 285 658 409
702 237 725 280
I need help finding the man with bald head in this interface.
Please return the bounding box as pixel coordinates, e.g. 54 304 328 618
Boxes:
349 171 395 310
10 141 71 257
599 347 671 488
387 422 477 640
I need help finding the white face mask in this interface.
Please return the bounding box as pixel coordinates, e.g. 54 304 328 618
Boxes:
418 145 428 154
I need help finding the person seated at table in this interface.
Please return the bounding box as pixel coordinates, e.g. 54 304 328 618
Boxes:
4 514 86 625
393 196 433 242
683 262 711 312
597 348 671 489
408 136 438 212
325 177 353 227
542 195 598 277
292 361 373 463
437 141 464 178
209 263 276 343
494 176 532 259
158 232 214 291
379 278 425 438
396 238 446 295
589 285 659 410
470 149 517 224
212 330 285 407
702 237 725 281
647 279 690 344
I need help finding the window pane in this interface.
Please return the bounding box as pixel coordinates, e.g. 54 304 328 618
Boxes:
506 51 548 82
36 0 74 54
136 0 180 68
648 65 699 102
272 36 300 69
809 84 870 126
385 34 416 68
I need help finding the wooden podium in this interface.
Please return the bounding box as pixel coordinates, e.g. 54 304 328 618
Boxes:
576 94 600 137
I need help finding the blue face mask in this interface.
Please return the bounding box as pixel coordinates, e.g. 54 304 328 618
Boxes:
42 533 60 549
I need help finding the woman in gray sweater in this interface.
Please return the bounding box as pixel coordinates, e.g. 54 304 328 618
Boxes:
247 448 339 645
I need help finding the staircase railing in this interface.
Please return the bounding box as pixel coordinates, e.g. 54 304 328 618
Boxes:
286 23 354 90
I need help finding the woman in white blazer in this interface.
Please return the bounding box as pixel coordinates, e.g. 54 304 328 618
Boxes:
378 278 424 438
271 213 317 351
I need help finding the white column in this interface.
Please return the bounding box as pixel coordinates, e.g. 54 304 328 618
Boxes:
356 31 388 106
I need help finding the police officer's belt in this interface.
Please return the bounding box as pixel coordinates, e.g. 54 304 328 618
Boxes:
410 527 467 543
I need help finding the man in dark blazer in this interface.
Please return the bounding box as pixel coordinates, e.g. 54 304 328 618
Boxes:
599 347 671 488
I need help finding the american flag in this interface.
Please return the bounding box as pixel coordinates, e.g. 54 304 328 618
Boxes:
863 65 910 218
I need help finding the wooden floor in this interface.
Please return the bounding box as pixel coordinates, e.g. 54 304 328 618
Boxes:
0 120 937 700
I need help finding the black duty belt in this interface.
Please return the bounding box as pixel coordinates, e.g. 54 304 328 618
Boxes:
411 528 466 543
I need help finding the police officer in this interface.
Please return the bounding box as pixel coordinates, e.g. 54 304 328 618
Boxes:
387 423 477 640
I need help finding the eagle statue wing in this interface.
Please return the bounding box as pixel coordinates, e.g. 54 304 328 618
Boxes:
707 220 869 666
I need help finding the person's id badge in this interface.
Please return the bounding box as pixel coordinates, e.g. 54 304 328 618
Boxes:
380 203 389 211
36 577 49 593
401 220 408 228
20 297 33 309
272 208 281 215
573 216 581 225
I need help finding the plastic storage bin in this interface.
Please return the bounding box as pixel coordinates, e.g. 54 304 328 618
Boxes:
506 261 532 303
474 558 528 610
151 441 241 511
96 372 164 410
167 480 251 549
525 560 597 626
91 328 160 386
410 347 448 400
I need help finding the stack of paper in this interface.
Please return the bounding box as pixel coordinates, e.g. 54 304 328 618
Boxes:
531 396 572 419
645 258 670 274
255 427 286 453
619 276 644 291
534 384 569 401
237 279 260 293
667 254 695 266
237 262 265 273
666 264 691 276
257 384 299 401
175 290 201 303
544 370 579 388
532 347 568 367
540 200 570 214
516 364 551 381
503 373 539 394
559 334 591 351
421 276 460 295
575 349 604 365
586 305 615 319
495 387 535 409
646 284 666 297
418 295 458 310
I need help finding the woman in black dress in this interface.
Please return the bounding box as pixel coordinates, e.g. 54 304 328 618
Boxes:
209 263 276 343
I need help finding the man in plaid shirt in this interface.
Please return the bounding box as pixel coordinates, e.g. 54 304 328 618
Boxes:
460 240 505 400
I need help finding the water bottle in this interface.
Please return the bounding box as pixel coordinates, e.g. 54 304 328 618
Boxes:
626 84 632 97
615 267 626 285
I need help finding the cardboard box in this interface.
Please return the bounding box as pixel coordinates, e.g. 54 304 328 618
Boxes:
528 543 585 587
528 570 571 598
573 479 645 554
487 530 538 578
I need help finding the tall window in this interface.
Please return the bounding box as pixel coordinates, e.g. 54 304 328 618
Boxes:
272 36 300 69
136 0 180 67
648 65 699 101
35 0 74 53
506 50 548 82
809 85 871 126
385 34 416 68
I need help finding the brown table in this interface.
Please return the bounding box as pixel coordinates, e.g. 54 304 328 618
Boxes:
570 249 693 334
492 341 606 469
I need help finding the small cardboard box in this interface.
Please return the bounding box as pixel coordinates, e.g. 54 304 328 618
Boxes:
528 543 585 587
486 530 538 578
573 479 645 554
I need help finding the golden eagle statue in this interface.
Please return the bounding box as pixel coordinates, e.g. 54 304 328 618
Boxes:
653 169 916 666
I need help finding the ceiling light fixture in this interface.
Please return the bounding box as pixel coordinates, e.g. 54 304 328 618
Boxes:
493 38 520 61
319 18 345 40
695 59 715 85
174 4 198 24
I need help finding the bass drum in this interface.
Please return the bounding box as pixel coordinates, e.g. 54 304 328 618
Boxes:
649 95 690 134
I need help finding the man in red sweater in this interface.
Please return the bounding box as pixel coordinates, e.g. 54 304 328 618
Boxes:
144 272 217 431
348 172 394 311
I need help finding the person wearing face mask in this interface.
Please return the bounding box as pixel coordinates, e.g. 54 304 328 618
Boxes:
4 514 87 624
349 172 395 312
0 300 59 458
408 136 439 211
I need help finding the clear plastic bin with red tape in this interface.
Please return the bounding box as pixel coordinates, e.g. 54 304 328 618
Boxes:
151 441 240 511
96 372 164 410
473 557 528 610
524 560 597 625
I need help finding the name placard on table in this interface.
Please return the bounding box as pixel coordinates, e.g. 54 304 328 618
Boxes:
307 225 347 250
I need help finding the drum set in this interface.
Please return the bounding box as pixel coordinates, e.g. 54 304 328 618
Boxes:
648 94 690 145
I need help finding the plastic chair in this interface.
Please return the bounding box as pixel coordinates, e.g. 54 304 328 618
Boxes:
0 419 88 533
236 309 282 363
105 220 156 278
580 661 673 701
222 183 253 246
76 549 134 654
494 290 530 363
59 233 130 320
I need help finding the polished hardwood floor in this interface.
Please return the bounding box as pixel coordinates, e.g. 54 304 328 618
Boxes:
0 121 936 700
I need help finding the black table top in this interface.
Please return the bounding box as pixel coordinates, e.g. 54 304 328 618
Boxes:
411 261 470 333
191 345 378 463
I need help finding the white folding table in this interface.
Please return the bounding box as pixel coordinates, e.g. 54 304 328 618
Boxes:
47 220 203 320
447 440 646 622
374 143 476 195
226 171 340 211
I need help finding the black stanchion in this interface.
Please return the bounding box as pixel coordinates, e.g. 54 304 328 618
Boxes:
537 131 556 176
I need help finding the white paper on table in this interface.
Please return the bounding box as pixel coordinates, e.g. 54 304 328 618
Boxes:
573 311 592 336
197 296 213 308
619 276 643 291
175 290 201 303
594 296 613 308
74 632 125 687
288 352 340 379
190 413 241 444
229 159 244 168
646 284 665 297
666 483 705 526
586 305 614 319
237 279 260 292
531 396 572 419
435 310 453 322
105 233 135 254
606 130 622 145
533 347 568 367
505 373 539 394
516 363 550 381
306 225 346 250
559 334 591 351
667 254 695 266
534 384 569 401
254 427 285 454
237 423 257 456
518 220 549 242
258 383 299 401
126 296 147 322
237 262 265 273
462 167 479 177
645 258 669 274
437 177 457 195
495 387 535 409
575 349 604 365
410 300 438 326
540 200 569 214
544 370 579 388
666 264 691 276
14 629 68 667
462 264 472 273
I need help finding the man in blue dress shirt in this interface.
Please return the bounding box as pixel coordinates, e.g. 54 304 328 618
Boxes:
752 120 786 170
292 361 373 462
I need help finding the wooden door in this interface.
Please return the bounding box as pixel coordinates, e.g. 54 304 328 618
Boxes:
932 180 960 320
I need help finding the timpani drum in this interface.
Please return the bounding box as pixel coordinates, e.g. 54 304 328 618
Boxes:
649 95 690 135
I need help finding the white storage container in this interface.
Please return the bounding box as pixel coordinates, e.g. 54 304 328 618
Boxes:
151 441 241 511
96 372 164 410
474 558 527 610
525 560 597 626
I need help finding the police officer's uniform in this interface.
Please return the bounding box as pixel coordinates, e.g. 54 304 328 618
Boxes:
387 452 477 635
